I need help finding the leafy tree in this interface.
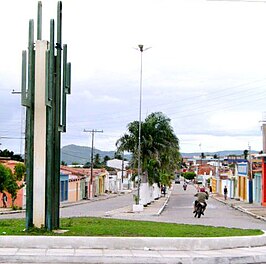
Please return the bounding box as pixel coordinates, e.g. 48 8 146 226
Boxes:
93 153 102 168
116 112 180 186
14 163 26 181
103 155 111 164
0 164 8 193
0 149 23 162
114 152 123 160
0 149 14 157
5 163 25 208
182 171 196 180
12 154 24 162
83 162 90 168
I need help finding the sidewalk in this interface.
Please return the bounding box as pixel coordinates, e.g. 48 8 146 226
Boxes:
0 236 265 264
212 193 266 222
104 192 170 218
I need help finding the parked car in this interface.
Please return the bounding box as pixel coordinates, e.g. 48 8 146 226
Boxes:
196 175 203 185
175 173 181 184
175 178 180 184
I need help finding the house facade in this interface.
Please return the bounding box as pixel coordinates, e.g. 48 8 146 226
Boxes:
0 159 25 208
60 166 109 200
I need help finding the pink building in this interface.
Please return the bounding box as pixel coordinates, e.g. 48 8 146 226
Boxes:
0 159 24 208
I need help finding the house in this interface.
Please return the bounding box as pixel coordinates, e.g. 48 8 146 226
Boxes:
254 154 266 206
252 157 262 204
60 166 109 199
236 162 249 202
106 159 129 170
60 166 87 201
106 159 132 190
197 164 216 186
0 159 25 208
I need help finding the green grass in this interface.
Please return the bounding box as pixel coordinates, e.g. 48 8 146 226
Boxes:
0 217 263 237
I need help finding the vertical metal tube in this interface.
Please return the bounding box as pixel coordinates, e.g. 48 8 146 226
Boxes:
62 44 67 132
21 51 28 106
45 19 55 231
66 63 71 94
37 1 42 40
26 19 35 230
54 1 62 228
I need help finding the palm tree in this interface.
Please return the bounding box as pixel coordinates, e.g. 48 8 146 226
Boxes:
94 153 102 168
116 112 180 186
243 149 249 160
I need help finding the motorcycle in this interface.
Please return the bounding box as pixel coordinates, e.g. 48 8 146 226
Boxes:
194 201 205 218
183 184 187 191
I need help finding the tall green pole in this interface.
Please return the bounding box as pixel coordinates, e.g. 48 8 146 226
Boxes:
45 19 55 230
54 1 63 228
25 19 35 229
37 1 42 40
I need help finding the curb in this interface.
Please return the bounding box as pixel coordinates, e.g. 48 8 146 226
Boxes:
156 190 171 216
0 233 265 251
0 209 24 215
234 205 266 222
212 196 266 222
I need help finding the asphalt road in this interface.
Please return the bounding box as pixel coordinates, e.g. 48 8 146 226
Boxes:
159 182 266 230
61 193 134 218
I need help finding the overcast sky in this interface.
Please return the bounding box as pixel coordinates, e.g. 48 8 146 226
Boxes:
1 0 266 155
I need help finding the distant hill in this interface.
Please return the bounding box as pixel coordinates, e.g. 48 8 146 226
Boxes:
181 150 259 158
61 144 260 165
61 144 116 165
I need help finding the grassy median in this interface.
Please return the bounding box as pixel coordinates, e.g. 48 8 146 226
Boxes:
0 217 263 237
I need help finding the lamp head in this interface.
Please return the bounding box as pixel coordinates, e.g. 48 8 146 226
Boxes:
138 44 144 52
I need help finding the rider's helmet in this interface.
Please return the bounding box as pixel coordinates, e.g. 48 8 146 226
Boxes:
199 187 205 192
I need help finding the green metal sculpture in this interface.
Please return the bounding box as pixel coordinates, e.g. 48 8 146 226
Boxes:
21 1 71 230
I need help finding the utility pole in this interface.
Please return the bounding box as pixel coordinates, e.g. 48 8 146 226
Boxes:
248 143 253 203
84 129 103 199
121 151 124 187
261 113 266 206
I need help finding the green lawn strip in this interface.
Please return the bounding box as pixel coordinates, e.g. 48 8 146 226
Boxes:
0 217 263 237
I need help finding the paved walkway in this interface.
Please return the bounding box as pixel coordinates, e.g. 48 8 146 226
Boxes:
0 189 266 263
212 193 266 222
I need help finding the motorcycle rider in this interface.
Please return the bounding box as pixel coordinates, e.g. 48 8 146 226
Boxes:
193 188 208 215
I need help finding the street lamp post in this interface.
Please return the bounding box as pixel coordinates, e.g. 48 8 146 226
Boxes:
137 44 143 205
136 44 151 205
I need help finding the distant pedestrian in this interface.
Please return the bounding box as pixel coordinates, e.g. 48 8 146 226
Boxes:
161 185 166 197
209 186 212 193
223 186 228 200
2 193 7 208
